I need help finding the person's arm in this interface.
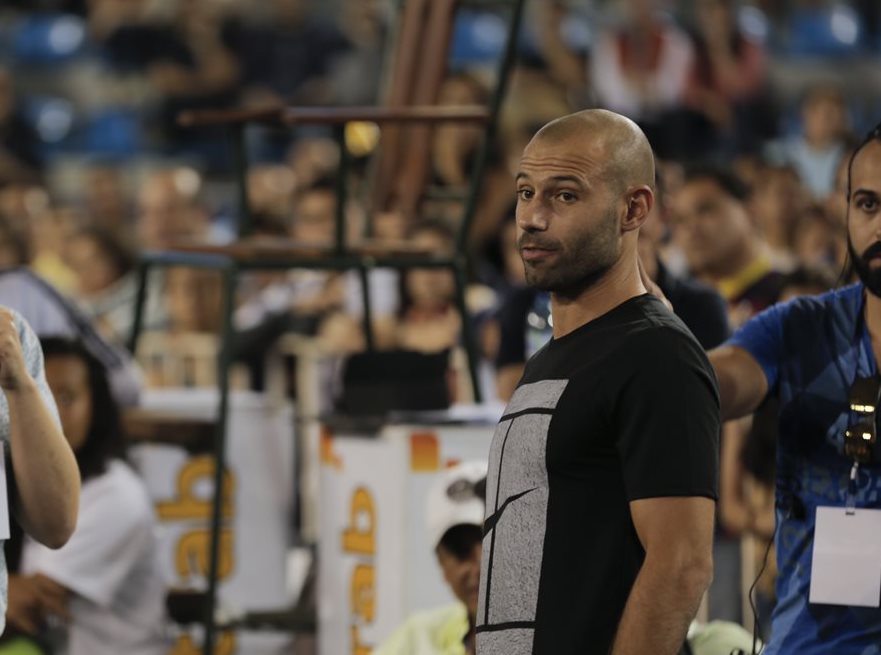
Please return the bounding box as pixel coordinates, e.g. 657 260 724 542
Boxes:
610 496 715 655
709 345 768 422
2 309 79 548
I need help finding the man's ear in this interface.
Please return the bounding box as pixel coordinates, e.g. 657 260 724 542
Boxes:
622 187 654 233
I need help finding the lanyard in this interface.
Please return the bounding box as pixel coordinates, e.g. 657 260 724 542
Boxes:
846 461 859 515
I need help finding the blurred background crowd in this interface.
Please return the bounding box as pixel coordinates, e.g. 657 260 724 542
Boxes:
0 0 879 646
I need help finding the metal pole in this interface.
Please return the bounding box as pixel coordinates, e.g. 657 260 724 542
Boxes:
203 265 237 655
358 265 375 351
454 259 483 403
333 125 349 255
457 0 525 254
231 125 252 237
127 259 150 354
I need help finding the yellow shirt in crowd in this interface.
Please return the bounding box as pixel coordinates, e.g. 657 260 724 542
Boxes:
373 603 470 655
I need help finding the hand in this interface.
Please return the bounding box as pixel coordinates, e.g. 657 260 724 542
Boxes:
0 309 32 391
7 574 43 634
637 257 673 312
7 574 70 634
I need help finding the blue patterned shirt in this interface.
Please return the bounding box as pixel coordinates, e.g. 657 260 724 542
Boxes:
729 283 881 653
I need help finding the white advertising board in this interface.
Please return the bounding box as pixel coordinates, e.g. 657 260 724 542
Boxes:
318 422 495 654
130 389 295 655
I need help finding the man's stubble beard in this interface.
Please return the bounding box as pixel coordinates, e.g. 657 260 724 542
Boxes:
524 208 621 299
848 235 881 298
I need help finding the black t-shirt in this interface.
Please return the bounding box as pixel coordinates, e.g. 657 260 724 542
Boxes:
477 294 720 654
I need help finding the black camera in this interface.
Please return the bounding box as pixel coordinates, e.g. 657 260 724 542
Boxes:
845 376 879 464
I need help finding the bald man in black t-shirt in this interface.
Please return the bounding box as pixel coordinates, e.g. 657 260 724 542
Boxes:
477 110 719 655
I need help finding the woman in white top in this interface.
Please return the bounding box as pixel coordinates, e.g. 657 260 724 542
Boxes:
10 337 168 655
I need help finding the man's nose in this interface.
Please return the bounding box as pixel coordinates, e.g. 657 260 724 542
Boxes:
516 203 550 232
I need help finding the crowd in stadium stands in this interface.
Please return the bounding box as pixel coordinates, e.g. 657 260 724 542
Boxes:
0 0 880 647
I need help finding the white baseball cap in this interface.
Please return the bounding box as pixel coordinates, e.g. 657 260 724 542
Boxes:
426 460 488 550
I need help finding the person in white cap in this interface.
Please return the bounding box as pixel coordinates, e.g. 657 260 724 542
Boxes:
374 460 487 655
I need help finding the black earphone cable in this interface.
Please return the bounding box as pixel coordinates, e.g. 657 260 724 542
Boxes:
748 530 776 655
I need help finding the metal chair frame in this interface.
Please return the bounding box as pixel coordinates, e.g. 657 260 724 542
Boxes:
127 1 526 651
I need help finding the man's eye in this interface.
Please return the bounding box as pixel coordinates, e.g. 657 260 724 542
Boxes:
517 189 533 201
858 198 879 211
558 191 576 202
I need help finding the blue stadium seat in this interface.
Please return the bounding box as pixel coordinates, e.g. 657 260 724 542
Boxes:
11 14 87 65
79 108 142 158
783 3 864 57
22 95 75 154
449 10 509 69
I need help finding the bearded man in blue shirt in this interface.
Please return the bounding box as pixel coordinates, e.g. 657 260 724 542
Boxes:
648 122 881 653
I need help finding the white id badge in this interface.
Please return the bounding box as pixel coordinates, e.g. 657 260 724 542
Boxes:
810 506 881 607
0 443 9 540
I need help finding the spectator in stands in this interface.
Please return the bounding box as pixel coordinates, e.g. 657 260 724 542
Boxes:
14 337 167 654
590 0 694 157
393 220 462 354
286 137 339 191
375 460 486 655
0 216 30 271
0 69 42 185
287 178 344 247
683 0 770 156
532 1 590 103
136 168 210 250
749 163 806 270
31 208 79 295
247 164 296 227
323 0 386 106
164 267 222 335
0 186 41 268
318 219 466 356
233 179 347 339
791 203 846 272
86 0 145 43
425 74 513 256
97 0 240 147
0 185 77 291
765 85 851 198
431 75 490 190
82 164 131 235
66 226 137 345
227 0 350 106
671 165 784 326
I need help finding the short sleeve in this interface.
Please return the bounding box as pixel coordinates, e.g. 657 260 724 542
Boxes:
725 300 789 393
22 465 153 607
613 328 720 502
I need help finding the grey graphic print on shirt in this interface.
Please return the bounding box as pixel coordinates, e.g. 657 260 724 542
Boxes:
477 379 568 655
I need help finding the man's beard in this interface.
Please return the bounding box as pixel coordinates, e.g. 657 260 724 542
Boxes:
848 236 881 297
521 209 620 298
